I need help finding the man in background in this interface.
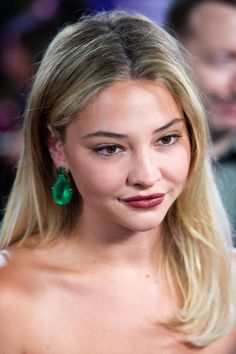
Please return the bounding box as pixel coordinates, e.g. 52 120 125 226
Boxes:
165 0 236 239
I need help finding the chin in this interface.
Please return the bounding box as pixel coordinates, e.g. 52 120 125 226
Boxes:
132 225 161 233
121 216 165 233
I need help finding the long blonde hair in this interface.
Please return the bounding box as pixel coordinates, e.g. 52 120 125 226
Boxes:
0 10 234 346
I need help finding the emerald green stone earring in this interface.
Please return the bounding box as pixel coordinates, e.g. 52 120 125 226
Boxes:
52 167 73 205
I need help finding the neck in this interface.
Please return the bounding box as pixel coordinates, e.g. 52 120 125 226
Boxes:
73 213 162 273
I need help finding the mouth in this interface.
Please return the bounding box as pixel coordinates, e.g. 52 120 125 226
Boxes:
120 193 165 209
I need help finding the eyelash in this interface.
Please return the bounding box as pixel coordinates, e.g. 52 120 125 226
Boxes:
92 134 182 157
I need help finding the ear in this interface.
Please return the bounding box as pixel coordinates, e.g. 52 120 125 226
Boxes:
47 124 69 170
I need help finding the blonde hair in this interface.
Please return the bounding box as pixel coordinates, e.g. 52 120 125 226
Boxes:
0 10 234 347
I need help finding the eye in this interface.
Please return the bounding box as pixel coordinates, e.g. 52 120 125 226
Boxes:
157 134 181 146
210 53 233 66
93 144 124 156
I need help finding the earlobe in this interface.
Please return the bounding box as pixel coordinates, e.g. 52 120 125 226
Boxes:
47 124 69 169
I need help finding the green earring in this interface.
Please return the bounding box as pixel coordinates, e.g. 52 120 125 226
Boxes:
52 167 73 205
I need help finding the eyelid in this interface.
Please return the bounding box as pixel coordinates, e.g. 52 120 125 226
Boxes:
156 126 184 135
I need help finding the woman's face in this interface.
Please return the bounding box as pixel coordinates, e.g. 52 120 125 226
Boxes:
59 80 191 233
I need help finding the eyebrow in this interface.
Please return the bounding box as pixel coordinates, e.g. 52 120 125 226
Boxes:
81 118 184 139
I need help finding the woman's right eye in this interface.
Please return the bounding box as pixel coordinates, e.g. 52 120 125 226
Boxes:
93 144 124 156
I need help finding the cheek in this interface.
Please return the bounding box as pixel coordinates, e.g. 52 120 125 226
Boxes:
163 148 190 187
70 160 125 199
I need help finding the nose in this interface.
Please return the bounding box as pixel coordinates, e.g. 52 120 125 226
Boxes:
127 150 162 188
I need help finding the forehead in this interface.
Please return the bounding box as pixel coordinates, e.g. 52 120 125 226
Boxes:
71 80 183 133
189 3 236 49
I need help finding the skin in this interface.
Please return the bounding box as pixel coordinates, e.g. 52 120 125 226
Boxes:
58 80 190 240
0 79 235 353
183 2 236 156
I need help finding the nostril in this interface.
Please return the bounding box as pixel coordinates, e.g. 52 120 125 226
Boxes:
127 169 161 188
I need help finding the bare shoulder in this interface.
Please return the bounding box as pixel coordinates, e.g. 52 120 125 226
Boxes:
0 246 39 293
0 240 64 302
0 247 33 305
0 242 62 354
0 247 36 353
0 237 85 354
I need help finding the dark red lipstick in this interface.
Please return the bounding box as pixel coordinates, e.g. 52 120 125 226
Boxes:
121 193 165 209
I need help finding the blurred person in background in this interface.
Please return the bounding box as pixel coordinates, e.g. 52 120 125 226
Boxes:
0 0 88 220
165 0 236 240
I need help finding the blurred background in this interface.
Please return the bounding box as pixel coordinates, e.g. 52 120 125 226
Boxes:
0 0 170 220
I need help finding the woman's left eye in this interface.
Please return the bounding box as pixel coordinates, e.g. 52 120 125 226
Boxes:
157 134 181 146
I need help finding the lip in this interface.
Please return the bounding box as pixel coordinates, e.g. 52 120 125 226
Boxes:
120 193 165 209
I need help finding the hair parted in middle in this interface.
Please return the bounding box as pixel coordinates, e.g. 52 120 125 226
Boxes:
1 10 234 347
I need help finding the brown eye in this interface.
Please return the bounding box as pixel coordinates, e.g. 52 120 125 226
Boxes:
157 134 181 146
105 145 118 154
160 136 172 145
94 144 124 156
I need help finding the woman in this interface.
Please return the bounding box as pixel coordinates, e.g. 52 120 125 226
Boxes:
0 10 235 353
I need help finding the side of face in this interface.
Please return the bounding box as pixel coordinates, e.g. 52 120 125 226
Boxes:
184 2 236 131
49 80 191 234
